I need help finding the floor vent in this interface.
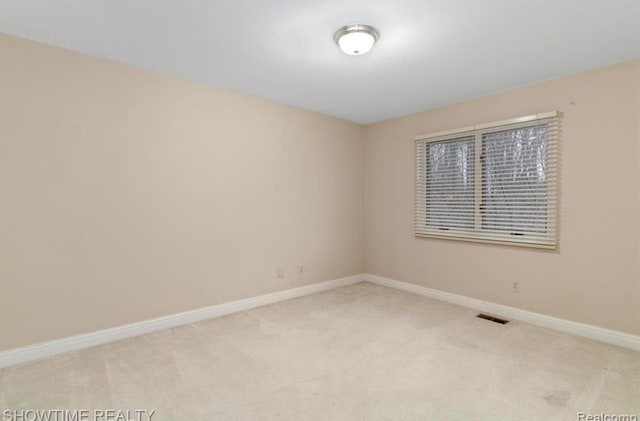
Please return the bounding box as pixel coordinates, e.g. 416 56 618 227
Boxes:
476 314 509 324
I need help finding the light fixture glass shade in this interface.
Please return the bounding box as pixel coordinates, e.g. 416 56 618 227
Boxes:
334 24 379 56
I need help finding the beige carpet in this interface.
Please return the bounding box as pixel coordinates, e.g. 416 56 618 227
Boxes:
1 282 639 420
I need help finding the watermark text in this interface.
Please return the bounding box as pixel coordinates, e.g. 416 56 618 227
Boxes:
577 412 638 421
2 409 155 421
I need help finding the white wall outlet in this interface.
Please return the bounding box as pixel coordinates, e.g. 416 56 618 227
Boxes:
512 281 520 293
277 267 285 278
298 264 304 275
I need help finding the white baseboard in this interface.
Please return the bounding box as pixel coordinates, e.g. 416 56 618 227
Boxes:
3 273 637 369
365 274 640 351
0 274 364 369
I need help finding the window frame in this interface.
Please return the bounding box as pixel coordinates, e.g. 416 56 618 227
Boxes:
414 112 558 249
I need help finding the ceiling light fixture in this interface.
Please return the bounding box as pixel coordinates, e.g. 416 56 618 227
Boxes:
334 24 379 56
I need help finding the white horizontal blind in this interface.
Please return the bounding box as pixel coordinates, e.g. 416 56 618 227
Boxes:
418 136 475 231
415 113 558 248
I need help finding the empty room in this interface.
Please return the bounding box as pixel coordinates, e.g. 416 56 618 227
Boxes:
1 1 639 420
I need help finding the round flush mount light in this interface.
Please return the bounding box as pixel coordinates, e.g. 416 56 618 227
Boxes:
334 24 379 56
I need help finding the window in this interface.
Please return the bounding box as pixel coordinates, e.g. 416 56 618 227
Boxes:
415 112 558 248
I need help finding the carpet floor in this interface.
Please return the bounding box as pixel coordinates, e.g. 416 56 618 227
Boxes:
1 282 639 420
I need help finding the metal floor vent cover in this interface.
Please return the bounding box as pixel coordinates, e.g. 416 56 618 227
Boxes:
476 313 509 324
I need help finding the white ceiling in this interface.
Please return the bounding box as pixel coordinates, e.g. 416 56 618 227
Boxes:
1 1 639 124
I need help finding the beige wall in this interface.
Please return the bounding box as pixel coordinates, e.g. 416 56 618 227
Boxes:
1 32 639 353
0 34 365 351
364 59 640 335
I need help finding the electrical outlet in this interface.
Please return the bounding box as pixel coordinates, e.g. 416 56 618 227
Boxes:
298 264 304 275
512 281 520 293
277 267 285 278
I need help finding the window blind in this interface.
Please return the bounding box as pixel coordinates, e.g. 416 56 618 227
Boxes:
422 136 475 230
415 112 558 248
